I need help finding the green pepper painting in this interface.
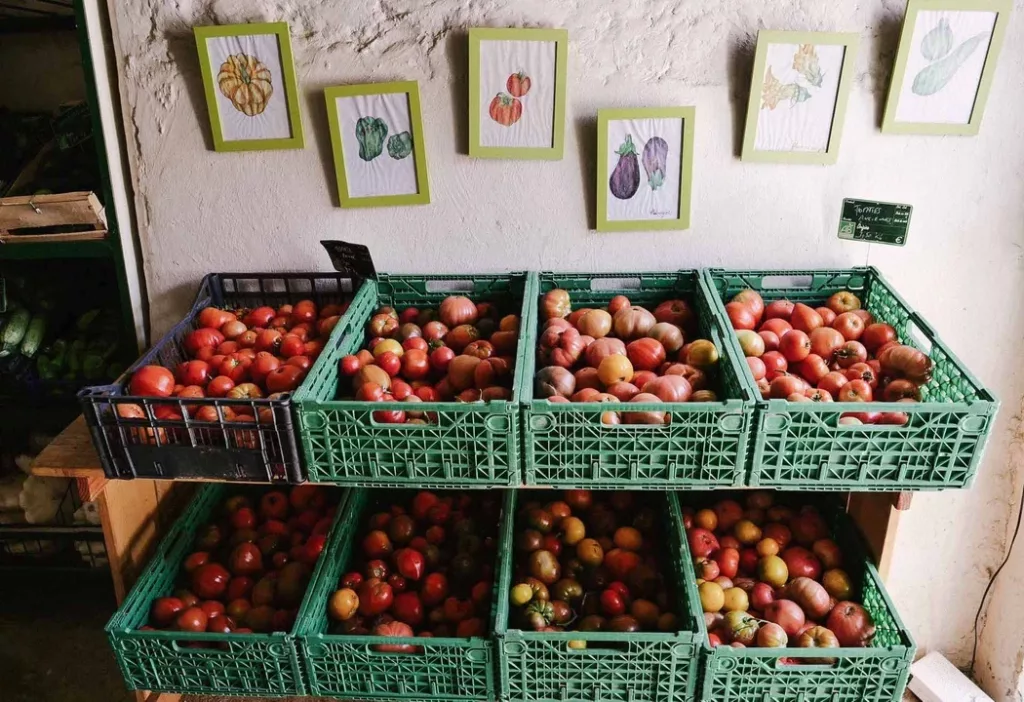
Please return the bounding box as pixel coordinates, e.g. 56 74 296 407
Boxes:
355 116 388 161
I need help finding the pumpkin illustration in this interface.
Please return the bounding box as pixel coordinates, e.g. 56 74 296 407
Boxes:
506 72 532 97
217 54 273 116
489 92 522 127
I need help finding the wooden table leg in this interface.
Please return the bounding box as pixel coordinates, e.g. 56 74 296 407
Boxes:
98 479 193 702
846 493 904 583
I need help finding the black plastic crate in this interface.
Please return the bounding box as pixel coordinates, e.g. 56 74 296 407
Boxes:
79 272 359 483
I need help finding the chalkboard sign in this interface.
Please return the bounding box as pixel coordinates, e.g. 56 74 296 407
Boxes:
837 199 912 246
320 240 376 280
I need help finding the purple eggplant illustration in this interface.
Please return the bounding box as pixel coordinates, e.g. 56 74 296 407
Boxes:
642 137 668 191
609 135 640 200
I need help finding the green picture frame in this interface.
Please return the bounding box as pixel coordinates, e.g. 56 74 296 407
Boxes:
596 107 695 232
324 81 430 209
468 27 569 160
194 22 304 152
881 0 1011 135
741 30 859 165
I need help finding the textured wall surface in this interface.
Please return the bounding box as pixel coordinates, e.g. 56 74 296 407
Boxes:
105 0 1024 696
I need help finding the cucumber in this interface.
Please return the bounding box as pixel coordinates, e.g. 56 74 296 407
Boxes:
18 314 46 358
0 307 30 357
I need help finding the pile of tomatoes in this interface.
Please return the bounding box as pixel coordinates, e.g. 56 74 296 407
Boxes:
325 490 500 649
142 485 336 636
338 296 520 424
533 289 722 425
507 490 678 643
125 299 347 424
684 492 876 655
723 289 933 425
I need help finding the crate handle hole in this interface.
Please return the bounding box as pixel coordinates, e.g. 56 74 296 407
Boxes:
169 638 233 654
774 657 838 670
904 319 933 355
363 642 425 655
835 414 907 430
567 640 630 654
425 280 474 293
761 274 813 289
590 277 641 292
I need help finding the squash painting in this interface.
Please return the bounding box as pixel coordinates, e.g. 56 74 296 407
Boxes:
489 92 523 127
609 135 640 200
912 27 989 96
506 72 532 98
387 132 413 160
217 54 273 116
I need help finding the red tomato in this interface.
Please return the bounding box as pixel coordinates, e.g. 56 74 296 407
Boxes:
817 371 849 399
770 374 806 399
746 357 766 381
793 354 829 385
834 341 868 369
290 300 317 325
184 328 225 356
790 304 823 333
254 330 283 354
372 404 406 424
174 360 211 387
195 346 216 362
339 354 362 376
414 385 439 402
357 579 394 616
759 318 792 337
779 330 811 363
130 365 176 397
815 307 837 326
244 306 276 328
838 379 873 402
626 338 667 372
356 383 385 402
216 340 240 356
266 365 304 393
391 380 413 400
764 300 795 321
198 307 236 330
832 312 865 341
206 376 235 397
403 337 429 352
421 573 448 607
278 333 305 358
861 323 897 353
429 346 455 374
217 354 251 383
843 362 877 388
250 352 281 384
395 548 426 580
177 385 205 399
400 349 430 380
761 351 788 377
725 301 757 331
304 341 324 360
227 382 263 400
758 330 780 353
600 589 626 616
377 352 401 377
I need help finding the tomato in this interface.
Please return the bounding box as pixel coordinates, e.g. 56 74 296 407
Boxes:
834 341 868 369
430 346 455 374
882 378 921 401
244 306 276 328
725 301 758 331
879 345 933 383
422 321 448 342
808 327 845 360
730 290 765 322
792 354 829 385
598 354 634 385
764 300 795 320
236 330 258 348
626 338 667 371
130 365 176 397
373 404 406 424
761 351 788 377
395 548 426 580
838 380 873 402
778 330 811 363
175 607 209 633
288 356 312 372
279 335 305 358
770 374 806 399
817 371 849 399
422 573 449 607
247 352 279 384
251 330 280 355
217 354 252 383
746 356 766 381
804 388 833 402
843 362 877 388
760 318 792 336
861 323 897 353
291 300 317 325
367 313 400 338
198 307 236 330
414 385 439 402
403 337 429 353
600 589 626 616
391 380 413 400
339 354 362 376
228 382 263 400
815 307 837 326
789 304 823 333
378 352 402 377
832 312 865 341
220 321 248 342
463 340 494 360
177 385 205 399
358 578 394 616
266 365 304 393
877 411 910 426
185 328 225 355
758 330 780 353
826 291 861 314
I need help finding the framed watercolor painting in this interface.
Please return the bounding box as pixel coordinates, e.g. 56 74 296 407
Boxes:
468 27 569 160
194 23 304 152
324 81 430 208
741 31 859 165
596 107 695 232
882 0 1011 135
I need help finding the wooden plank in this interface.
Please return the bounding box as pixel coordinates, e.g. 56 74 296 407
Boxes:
30 416 106 479
0 191 107 237
846 493 903 583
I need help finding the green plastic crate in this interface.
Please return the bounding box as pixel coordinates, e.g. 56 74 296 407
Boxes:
520 271 755 488
105 483 348 697
703 267 998 490
495 489 704 702
681 492 915 702
295 487 510 701
294 273 533 487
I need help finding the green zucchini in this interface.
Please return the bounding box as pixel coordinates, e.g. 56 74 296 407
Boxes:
0 307 30 357
18 314 46 358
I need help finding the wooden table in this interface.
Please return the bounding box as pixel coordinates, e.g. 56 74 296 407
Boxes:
30 415 910 702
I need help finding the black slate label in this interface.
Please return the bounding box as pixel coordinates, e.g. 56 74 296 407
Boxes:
320 240 376 280
838 199 912 246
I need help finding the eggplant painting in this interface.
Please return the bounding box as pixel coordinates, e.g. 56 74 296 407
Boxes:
609 135 641 200
642 137 668 191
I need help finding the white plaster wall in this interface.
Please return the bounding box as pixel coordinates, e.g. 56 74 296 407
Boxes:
105 0 1024 696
